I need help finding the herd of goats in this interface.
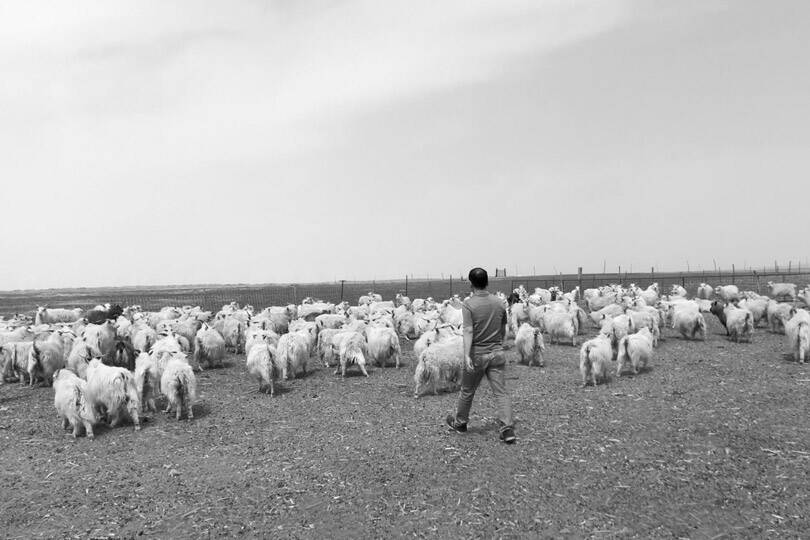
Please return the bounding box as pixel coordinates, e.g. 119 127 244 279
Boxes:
0 280 809 439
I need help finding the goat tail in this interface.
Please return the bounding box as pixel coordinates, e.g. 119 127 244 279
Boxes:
798 322 810 355
583 344 592 367
180 369 197 402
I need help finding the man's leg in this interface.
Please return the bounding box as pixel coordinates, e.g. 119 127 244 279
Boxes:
486 362 514 429
454 366 485 425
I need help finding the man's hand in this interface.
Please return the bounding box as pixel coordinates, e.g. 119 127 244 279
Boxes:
464 355 474 372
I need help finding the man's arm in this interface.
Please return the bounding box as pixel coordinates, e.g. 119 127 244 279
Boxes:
501 307 508 345
462 303 474 371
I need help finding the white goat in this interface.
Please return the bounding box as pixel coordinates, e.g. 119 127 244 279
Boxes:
579 334 612 387
85 359 141 431
413 337 464 397
337 332 369 378
544 311 579 346
514 323 545 367
133 352 158 413
696 283 713 299
28 332 66 387
785 310 810 363
193 324 226 369
767 300 795 334
768 281 797 302
365 325 401 368
1 341 34 386
723 304 754 343
66 338 99 379
35 307 83 325
616 327 654 377
673 310 706 341
52 369 96 439
715 285 740 302
160 354 197 420
277 332 310 380
246 341 277 395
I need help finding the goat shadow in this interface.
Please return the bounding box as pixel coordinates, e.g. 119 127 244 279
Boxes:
255 383 293 397
146 397 212 421
616 366 654 378
780 352 805 365
331 369 375 378
0 392 27 404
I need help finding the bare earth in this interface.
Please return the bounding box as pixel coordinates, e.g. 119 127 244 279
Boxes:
1 317 808 538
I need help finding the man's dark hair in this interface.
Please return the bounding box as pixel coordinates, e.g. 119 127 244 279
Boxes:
468 267 488 289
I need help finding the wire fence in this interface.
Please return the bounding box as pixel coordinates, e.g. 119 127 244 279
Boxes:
2 268 809 317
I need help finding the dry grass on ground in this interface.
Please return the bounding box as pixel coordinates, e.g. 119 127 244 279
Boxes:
1 317 809 538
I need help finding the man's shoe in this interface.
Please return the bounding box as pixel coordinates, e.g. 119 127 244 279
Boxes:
499 426 516 444
446 415 467 433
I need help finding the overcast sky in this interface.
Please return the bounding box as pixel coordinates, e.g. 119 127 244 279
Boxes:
1 0 808 289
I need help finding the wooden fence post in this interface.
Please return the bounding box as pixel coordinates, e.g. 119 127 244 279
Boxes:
449 275 453 298
732 264 736 284
340 280 345 302
578 267 583 294
754 270 760 294
405 275 408 297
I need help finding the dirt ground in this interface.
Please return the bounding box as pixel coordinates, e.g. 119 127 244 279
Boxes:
1 316 809 539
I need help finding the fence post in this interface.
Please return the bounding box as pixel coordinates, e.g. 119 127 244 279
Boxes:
405 275 408 297
449 275 453 298
732 264 736 284
577 267 583 294
651 266 655 286
681 273 685 288
340 280 345 302
754 270 760 294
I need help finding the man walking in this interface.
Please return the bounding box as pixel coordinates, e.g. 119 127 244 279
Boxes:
446 267 515 444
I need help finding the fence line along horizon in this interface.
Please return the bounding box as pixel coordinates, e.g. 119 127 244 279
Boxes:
2 261 807 294
1 266 809 318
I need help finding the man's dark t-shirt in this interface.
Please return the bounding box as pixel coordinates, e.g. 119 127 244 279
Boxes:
462 290 507 355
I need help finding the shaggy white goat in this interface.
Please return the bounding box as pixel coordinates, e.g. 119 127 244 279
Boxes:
616 327 654 377
85 359 141 431
160 354 197 420
514 323 545 367
133 352 158 413
579 334 612 387
785 310 810 363
52 369 96 439
246 341 277 395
